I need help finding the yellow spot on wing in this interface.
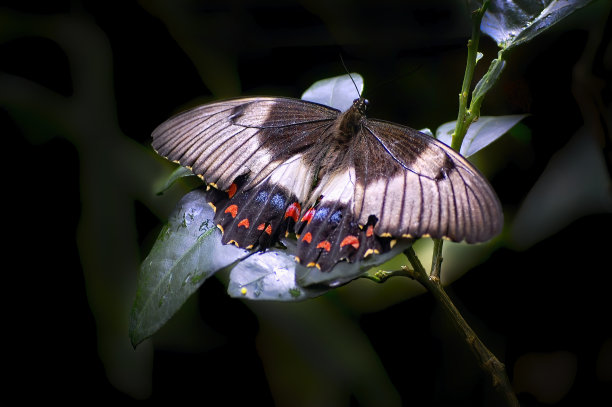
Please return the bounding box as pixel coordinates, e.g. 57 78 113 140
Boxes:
216 224 224 233
240 287 247 296
305 262 321 270
208 202 216 211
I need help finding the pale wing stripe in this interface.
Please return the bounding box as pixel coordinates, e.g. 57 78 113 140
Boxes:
200 128 264 187
171 114 243 163
155 112 229 158
153 102 243 155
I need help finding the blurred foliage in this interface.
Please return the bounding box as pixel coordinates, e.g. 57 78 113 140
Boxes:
2 0 610 405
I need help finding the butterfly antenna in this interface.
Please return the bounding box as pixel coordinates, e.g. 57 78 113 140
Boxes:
339 54 361 98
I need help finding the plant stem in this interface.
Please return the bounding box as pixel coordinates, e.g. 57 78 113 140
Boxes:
452 0 489 151
405 248 518 406
430 238 444 280
360 266 413 283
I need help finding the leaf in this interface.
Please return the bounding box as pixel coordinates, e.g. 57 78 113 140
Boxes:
156 166 199 195
481 0 594 51
129 189 247 346
296 239 413 287
419 128 434 137
301 73 364 111
510 131 612 249
227 249 330 301
472 57 506 108
436 114 527 157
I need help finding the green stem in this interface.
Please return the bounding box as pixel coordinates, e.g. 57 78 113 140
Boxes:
451 0 489 151
430 238 444 280
360 267 413 284
405 248 518 406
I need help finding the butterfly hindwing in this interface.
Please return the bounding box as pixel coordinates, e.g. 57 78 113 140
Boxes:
208 153 315 250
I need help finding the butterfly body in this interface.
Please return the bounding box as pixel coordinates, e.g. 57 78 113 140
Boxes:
153 96 502 273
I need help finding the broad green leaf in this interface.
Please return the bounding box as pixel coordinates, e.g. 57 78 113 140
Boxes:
130 189 247 346
481 0 594 50
436 114 527 157
301 73 364 111
228 249 330 301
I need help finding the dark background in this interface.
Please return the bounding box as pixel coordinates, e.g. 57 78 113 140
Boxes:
3 0 611 405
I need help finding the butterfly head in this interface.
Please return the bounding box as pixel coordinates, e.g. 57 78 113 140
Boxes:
353 97 369 115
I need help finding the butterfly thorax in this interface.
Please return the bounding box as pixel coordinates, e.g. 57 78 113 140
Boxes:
309 97 368 180
333 97 367 143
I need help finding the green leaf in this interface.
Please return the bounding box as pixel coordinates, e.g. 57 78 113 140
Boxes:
510 131 612 249
437 114 527 157
301 73 364 111
129 189 247 346
481 0 594 50
156 166 199 195
472 56 506 109
227 249 330 301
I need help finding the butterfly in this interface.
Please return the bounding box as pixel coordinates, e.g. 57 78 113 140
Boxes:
152 94 503 273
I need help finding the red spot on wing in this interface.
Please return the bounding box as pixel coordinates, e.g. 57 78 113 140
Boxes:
284 202 301 222
238 218 250 228
302 232 312 243
225 204 238 218
301 208 315 224
366 224 374 237
256 223 273 235
340 235 360 249
227 183 237 198
316 240 331 252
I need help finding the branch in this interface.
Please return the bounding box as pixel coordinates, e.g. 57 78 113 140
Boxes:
405 248 518 406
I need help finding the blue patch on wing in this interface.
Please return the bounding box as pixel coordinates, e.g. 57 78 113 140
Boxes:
329 210 343 225
255 190 268 203
270 192 286 210
313 206 329 221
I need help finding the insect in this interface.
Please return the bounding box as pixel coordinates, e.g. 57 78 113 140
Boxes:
152 94 503 273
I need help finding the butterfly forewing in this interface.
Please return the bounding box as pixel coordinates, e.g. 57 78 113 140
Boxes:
152 97 338 191
152 96 503 275
354 119 503 242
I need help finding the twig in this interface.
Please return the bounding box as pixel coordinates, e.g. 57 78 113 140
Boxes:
405 248 518 406
430 238 444 280
360 266 414 284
